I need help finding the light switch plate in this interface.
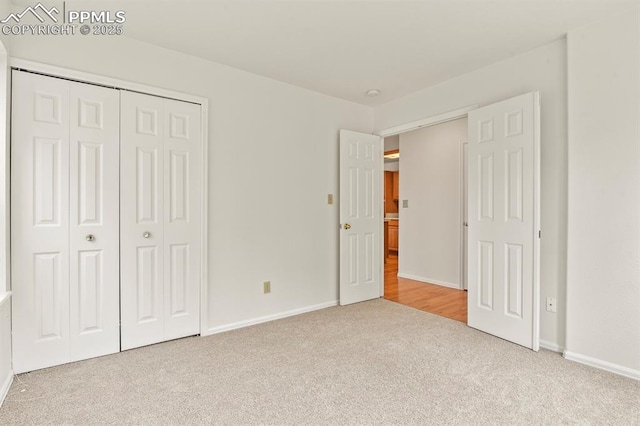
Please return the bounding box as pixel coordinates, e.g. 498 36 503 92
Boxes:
402 200 409 208
327 194 334 205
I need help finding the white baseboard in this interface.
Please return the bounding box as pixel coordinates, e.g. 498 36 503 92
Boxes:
539 339 564 353
0 370 12 407
397 273 461 290
203 300 338 336
563 350 640 380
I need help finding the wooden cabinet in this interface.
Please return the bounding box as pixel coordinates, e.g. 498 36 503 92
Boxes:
392 171 399 201
384 171 397 214
388 220 399 252
384 171 400 214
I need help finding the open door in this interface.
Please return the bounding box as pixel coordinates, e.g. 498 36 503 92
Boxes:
467 92 540 350
339 130 383 305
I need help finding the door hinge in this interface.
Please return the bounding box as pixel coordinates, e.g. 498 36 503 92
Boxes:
538 230 541 238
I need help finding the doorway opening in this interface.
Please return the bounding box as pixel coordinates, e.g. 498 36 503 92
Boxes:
340 94 540 350
380 114 470 323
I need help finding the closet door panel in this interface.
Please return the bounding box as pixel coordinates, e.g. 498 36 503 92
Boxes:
163 100 201 340
120 91 165 350
11 71 71 373
69 82 120 361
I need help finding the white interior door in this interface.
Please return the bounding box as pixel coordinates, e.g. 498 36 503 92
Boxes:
467 92 540 350
120 91 201 350
12 71 71 373
11 71 120 373
339 129 383 305
162 97 201 341
120 91 165 350
69 81 120 362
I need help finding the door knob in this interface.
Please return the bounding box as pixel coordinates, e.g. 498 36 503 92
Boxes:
344 223 351 230
143 231 151 238
86 234 95 242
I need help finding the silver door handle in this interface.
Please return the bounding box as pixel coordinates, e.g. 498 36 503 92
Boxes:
143 232 151 238
86 234 95 242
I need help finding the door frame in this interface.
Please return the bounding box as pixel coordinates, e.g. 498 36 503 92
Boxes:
377 98 540 349
8 58 211 335
460 140 468 291
377 104 478 298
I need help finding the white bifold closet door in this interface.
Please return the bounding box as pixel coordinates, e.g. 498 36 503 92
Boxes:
120 91 201 351
11 71 120 373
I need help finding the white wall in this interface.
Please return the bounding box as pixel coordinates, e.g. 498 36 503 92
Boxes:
0 0 10 54
10 35 373 332
384 135 399 151
565 9 640 377
0 17 9 296
384 162 399 172
0 0 12 403
398 118 467 288
374 39 567 349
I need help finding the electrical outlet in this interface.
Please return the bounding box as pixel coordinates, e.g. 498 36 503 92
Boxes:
402 200 409 208
327 194 334 205
263 281 271 294
546 297 557 313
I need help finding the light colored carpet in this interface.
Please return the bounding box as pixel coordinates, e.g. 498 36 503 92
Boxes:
0 299 638 425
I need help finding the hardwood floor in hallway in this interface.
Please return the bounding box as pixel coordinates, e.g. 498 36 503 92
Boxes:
384 255 468 323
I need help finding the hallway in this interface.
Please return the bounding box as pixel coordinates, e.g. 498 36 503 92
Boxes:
384 255 467 323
